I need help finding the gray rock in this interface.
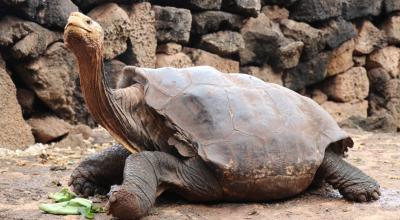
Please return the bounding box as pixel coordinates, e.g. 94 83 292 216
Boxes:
241 65 283 85
322 17 357 49
0 16 62 59
157 43 183 55
326 39 355 77
322 101 368 123
184 47 240 73
367 68 391 94
283 52 331 91
280 19 325 61
199 31 245 56
273 39 304 69
192 11 243 35
222 0 261 17
382 16 400 45
0 60 35 149
156 52 194 68
383 0 400 13
289 0 342 22
187 0 222 10
153 6 192 44
14 42 91 125
0 0 78 29
342 0 382 20
323 67 370 103
354 20 386 55
262 0 299 6
16 88 36 117
262 5 289 21
28 116 71 143
239 14 286 66
72 0 130 11
369 79 400 130
36 0 79 29
123 2 157 68
88 3 132 60
367 46 400 78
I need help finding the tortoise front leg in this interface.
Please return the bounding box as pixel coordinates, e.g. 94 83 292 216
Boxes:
317 150 380 202
106 151 223 220
69 144 131 197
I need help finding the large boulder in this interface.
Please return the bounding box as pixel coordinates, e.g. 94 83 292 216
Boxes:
280 19 325 60
150 0 222 10
186 0 222 10
240 14 300 67
321 101 368 123
199 31 245 56
289 0 342 23
327 39 355 77
0 16 62 59
184 48 240 73
72 0 134 11
123 2 157 68
383 0 400 13
192 11 243 35
156 52 194 68
241 65 283 85
274 39 304 69
342 0 382 20
153 6 192 44
222 0 261 17
283 52 331 91
368 68 391 94
354 21 386 55
323 67 370 103
0 62 35 149
28 116 71 143
369 79 400 130
382 16 400 45
261 5 289 21
367 46 400 78
88 3 132 60
16 88 36 117
14 42 91 124
157 43 183 55
262 0 299 7
0 0 78 29
322 17 357 49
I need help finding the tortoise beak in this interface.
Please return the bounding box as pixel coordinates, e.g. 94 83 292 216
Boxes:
65 12 92 33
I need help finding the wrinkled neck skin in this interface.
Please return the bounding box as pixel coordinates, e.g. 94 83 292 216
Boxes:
75 46 147 153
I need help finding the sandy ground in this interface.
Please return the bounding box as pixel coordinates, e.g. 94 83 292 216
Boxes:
0 128 399 220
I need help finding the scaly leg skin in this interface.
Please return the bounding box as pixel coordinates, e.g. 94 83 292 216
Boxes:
106 151 223 220
317 150 380 202
68 144 131 197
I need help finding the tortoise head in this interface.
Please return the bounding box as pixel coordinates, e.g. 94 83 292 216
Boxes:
64 12 104 56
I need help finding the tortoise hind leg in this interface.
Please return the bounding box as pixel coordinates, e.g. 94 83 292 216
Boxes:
107 151 223 220
316 150 380 202
69 144 131 197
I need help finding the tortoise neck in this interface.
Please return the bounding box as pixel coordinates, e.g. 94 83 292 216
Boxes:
76 47 117 134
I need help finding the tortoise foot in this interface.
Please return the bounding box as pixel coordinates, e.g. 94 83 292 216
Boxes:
339 181 381 202
69 166 109 197
106 185 147 220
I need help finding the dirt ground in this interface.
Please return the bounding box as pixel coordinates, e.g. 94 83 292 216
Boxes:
0 128 399 220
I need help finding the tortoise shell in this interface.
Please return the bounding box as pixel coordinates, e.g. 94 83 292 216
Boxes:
125 66 352 200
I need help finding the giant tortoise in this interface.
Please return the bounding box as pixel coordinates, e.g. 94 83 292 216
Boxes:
64 12 380 220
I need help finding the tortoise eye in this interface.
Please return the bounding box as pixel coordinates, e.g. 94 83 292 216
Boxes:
86 20 92 25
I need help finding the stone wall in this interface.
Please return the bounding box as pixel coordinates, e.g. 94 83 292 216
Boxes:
0 0 400 148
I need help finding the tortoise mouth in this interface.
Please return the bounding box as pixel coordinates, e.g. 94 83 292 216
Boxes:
65 23 92 33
